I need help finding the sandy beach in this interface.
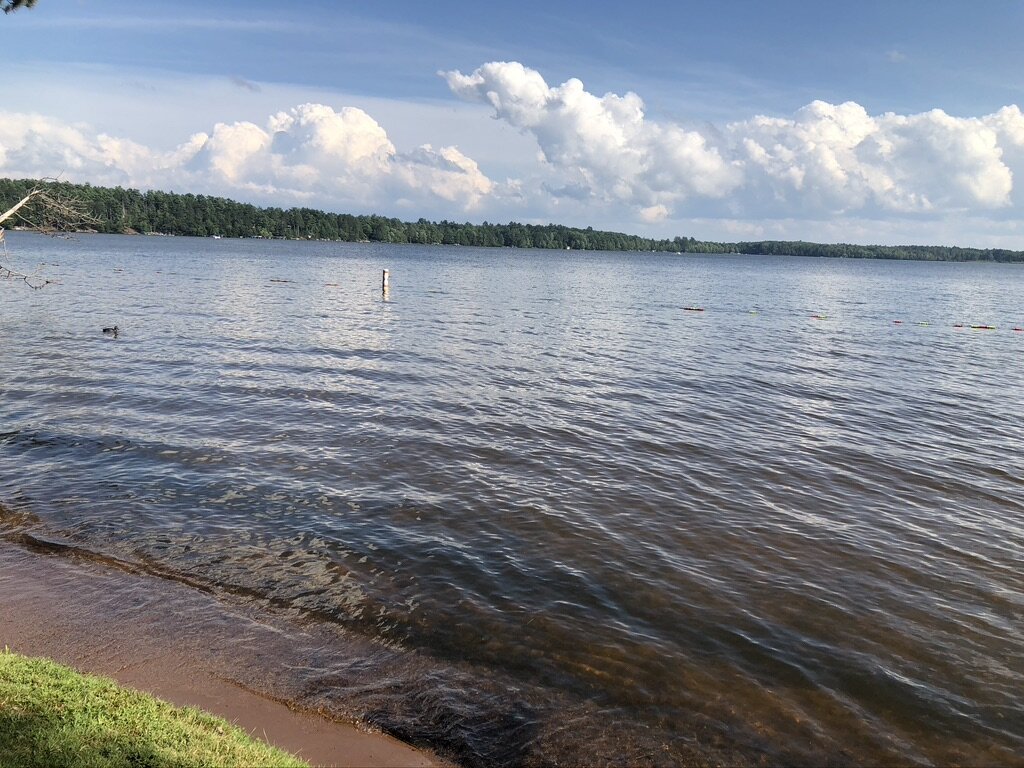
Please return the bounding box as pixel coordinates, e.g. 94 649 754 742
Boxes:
0 539 447 768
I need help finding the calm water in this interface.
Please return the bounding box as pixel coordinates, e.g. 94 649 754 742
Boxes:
1 233 1022 766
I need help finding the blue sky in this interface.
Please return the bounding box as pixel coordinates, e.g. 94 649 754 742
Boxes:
3 0 1024 246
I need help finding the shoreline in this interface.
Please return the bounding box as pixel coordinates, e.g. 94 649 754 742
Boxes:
8 227 1024 264
0 539 447 768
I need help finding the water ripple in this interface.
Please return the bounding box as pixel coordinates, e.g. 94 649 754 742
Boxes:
1 234 1023 765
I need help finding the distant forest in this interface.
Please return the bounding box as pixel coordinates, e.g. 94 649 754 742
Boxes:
3 177 1023 262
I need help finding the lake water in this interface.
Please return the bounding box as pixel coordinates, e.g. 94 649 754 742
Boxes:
1 233 1022 766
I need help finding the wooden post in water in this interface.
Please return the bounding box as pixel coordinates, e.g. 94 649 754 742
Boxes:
382 269 390 294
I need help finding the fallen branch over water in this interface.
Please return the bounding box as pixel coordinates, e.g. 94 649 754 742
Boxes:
1 179 100 288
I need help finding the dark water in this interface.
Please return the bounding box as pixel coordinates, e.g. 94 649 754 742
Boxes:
1 233 1022 766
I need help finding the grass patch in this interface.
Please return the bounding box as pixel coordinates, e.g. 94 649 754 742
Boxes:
0 650 308 767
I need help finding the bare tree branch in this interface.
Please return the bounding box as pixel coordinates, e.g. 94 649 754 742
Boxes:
1 179 100 288
0 189 41 224
0 231 54 289
0 180 100 234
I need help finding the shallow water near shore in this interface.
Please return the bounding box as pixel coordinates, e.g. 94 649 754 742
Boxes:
1 233 1023 766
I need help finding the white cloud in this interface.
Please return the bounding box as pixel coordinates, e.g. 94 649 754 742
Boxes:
444 61 1022 226
732 101 1012 214
444 61 742 211
0 112 165 185
639 204 669 223
3 60 1024 245
0 103 494 215
393 144 494 206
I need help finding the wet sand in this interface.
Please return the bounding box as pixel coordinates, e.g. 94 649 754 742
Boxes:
0 540 447 768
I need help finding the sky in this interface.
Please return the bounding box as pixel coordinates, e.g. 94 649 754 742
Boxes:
3 0 1024 246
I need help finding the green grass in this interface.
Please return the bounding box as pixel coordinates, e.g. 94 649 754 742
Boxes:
0 650 309 767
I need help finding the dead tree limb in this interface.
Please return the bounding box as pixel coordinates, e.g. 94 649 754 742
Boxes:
0 179 101 288
0 235 52 288
0 187 43 225
0 180 100 234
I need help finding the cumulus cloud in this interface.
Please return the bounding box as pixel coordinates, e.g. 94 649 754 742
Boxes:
444 61 1024 223
639 204 669 223
3 62 1024 239
187 103 494 208
734 101 1012 214
0 103 493 213
0 112 191 187
444 61 741 211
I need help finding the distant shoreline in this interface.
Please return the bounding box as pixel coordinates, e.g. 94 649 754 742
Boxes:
4 176 1024 262
10 227 1024 267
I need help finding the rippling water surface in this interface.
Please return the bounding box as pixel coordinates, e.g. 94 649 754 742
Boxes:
1 233 1022 765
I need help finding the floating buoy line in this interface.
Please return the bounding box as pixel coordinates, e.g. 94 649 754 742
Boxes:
677 305 1021 333
265 270 1020 334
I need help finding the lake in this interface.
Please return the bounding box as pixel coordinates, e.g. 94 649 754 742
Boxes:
1 233 1022 766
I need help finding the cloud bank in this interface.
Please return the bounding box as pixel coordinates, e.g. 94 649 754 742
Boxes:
444 62 1024 221
445 61 742 210
0 103 493 214
3 60 1024 242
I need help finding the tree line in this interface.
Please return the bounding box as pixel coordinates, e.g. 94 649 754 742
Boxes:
2 178 1022 262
